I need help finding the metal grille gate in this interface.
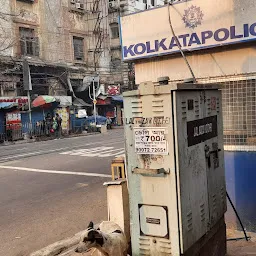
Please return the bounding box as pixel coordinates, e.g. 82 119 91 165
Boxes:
199 74 256 151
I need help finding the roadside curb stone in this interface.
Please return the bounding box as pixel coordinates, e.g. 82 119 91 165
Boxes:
29 230 83 256
0 132 100 146
30 224 101 256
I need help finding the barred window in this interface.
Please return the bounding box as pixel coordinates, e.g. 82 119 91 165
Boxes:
222 79 256 147
193 75 256 150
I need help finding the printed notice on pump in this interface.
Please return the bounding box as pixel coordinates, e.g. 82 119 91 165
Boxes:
134 127 168 155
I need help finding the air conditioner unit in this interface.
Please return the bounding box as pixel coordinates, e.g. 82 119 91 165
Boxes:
70 0 76 3
76 3 81 9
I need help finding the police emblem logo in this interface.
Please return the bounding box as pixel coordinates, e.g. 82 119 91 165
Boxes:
182 5 204 29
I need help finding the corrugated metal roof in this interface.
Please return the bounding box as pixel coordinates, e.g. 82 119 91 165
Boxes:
73 98 92 107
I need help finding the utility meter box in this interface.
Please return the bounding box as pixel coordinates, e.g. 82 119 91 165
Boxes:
123 81 227 256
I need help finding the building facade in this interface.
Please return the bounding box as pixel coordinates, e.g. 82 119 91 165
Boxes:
0 0 112 102
108 0 164 91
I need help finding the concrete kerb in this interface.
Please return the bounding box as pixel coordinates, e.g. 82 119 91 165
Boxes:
1 132 100 147
29 231 82 256
30 223 100 256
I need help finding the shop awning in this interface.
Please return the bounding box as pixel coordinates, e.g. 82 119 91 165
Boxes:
73 97 92 107
0 102 17 109
111 95 123 102
55 96 72 107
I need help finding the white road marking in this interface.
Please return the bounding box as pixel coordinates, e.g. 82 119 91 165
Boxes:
60 146 125 158
0 165 111 178
98 149 125 157
0 147 68 161
0 139 124 162
61 146 112 156
76 183 89 188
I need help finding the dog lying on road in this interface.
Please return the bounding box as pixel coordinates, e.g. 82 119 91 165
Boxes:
75 221 127 256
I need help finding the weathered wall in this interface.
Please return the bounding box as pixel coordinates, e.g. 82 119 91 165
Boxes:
0 74 19 97
10 0 41 57
0 1 15 56
5 0 111 70
42 0 68 64
0 0 115 96
48 78 66 96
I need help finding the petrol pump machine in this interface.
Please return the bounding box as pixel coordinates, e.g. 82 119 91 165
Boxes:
123 81 227 256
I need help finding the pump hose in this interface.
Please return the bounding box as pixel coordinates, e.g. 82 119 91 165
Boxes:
226 191 250 241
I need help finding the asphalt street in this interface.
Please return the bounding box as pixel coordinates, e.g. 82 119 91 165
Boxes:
0 129 124 256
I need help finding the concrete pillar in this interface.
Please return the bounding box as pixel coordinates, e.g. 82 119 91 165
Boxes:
103 180 130 243
116 105 122 126
100 124 107 134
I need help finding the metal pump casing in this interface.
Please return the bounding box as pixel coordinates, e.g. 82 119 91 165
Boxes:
123 81 227 256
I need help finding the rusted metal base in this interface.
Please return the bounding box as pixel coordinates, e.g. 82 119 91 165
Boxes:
184 217 226 256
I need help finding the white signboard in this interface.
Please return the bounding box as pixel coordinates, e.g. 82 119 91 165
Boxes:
120 0 256 61
78 109 88 118
134 127 168 155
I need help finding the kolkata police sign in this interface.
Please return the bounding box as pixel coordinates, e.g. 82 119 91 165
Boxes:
120 0 256 61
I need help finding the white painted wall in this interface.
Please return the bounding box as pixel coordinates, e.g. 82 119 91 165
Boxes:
134 46 256 83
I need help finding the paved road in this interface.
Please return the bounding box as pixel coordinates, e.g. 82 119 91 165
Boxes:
0 129 124 256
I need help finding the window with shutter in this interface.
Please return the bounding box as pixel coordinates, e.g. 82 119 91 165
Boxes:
110 23 119 39
73 36 84 61
19 27 39 56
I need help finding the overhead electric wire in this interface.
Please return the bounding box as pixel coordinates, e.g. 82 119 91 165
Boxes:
167 3 196 82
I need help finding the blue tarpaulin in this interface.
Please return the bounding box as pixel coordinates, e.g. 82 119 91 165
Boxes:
111 95 123 102
85 115 107 125
0 102 16 109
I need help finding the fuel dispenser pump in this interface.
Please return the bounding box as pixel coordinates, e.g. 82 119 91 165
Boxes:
123 81 227 256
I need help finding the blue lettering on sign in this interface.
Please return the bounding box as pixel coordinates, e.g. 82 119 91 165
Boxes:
134 43 146 55
250 23 256 36
201 31 213 44
155 38 167 51
244 24 250 37
122 22 256 59
230 26 243 39
214 28 230 42
146 41 155 53
123 45 135 58
188 33 201 46
169 37 179 49
178 34 190 47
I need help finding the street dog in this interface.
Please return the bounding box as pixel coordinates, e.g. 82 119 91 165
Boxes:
75 221 127 256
